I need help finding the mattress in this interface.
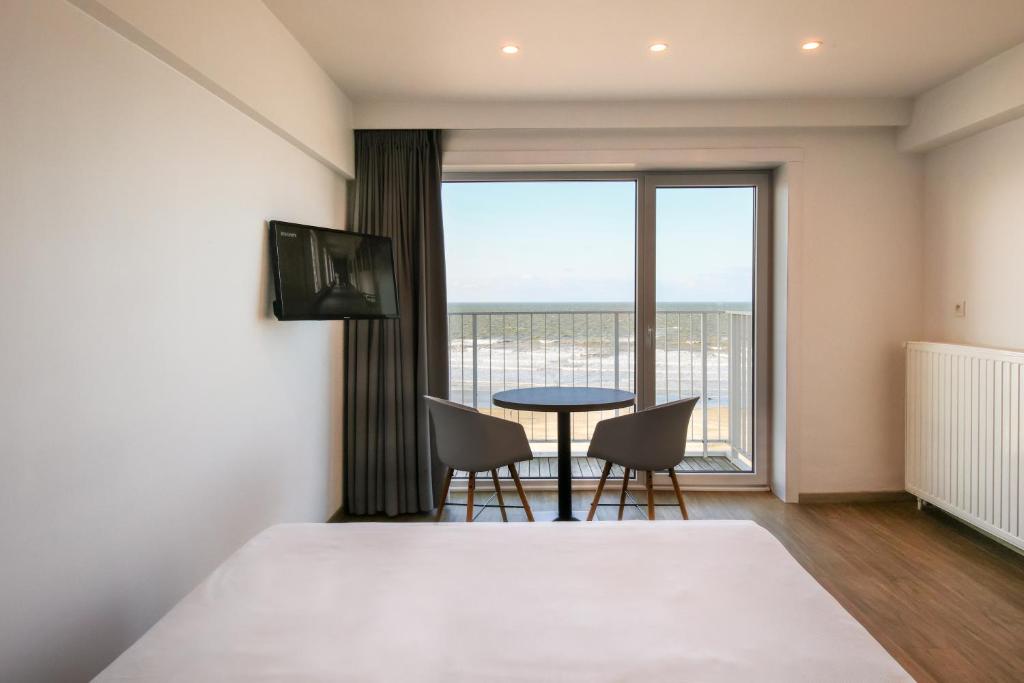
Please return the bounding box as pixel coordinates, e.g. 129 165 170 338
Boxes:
96 521 911 682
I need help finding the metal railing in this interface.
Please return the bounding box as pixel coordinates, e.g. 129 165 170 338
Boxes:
447 308 753 461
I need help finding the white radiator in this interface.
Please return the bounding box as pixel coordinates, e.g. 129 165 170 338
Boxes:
906 342 1023 552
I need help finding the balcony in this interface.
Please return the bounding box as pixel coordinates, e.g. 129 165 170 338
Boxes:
447 306 753 478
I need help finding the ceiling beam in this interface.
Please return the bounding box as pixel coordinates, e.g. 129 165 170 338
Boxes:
69 0 355 177
899 42 1024 152
355 98 911 131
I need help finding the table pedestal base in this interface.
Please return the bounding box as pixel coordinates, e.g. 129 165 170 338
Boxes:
535 510 586 522
555 411 577 521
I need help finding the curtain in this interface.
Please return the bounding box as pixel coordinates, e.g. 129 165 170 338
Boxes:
344 130 448 516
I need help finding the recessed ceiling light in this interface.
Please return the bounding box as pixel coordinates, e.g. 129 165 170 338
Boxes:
801 40 823 51
649 43 668 53
501 45 520 55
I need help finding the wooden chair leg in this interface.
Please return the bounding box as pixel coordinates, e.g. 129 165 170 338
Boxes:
617 467 631 520
587 461 613 521
435 467 455 522
491 469 508 522
466 472 476 522
508 463 534 522
646 471 655 520
668 468 689 520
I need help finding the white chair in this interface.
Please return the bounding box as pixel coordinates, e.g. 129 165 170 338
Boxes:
425 396 535 522
585 397 700 520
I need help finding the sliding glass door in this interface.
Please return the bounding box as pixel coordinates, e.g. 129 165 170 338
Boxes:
639 173 770 487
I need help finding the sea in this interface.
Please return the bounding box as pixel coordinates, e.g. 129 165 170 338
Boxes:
445 302 752 411
448 301 751 314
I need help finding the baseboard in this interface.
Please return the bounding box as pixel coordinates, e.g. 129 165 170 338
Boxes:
798 490 915 504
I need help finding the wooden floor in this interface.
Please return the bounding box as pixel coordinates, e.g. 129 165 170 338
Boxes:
454 454 741 479
333 491 1024 682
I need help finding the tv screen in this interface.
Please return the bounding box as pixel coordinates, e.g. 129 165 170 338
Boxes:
270 221 399 320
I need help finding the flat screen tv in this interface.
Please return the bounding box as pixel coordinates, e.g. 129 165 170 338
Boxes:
269 221 399 321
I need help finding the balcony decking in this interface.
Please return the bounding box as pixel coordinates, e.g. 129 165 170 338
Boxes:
455 454 741 480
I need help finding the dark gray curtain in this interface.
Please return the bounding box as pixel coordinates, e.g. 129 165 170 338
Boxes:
344 130 448 516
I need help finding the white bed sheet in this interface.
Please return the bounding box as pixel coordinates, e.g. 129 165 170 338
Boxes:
97 521 911 682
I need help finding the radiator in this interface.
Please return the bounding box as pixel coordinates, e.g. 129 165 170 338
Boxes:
905 342 1023 552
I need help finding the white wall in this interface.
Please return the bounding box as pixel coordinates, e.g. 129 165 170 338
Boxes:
792 130 923 494
922 116 1024 351
444 127 924 496
0 1 347 680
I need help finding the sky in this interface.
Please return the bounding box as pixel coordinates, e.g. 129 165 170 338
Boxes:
441 180 753 303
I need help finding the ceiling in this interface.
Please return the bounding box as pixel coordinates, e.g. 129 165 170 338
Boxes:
265 0 1024 102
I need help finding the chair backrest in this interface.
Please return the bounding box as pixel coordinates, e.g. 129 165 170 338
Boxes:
587 397 700 471
424 396 534 472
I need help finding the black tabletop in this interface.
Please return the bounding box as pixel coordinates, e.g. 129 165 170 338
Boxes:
492 387 635 413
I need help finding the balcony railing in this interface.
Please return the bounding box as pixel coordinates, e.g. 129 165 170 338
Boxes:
447 307 752 468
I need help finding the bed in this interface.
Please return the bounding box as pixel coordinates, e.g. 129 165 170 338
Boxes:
96 521 911 681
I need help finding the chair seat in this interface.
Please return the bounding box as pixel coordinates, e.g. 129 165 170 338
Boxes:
585 449 638 470
457 454 534 472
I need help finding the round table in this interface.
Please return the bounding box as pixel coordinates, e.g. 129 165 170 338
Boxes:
492 387 635 521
